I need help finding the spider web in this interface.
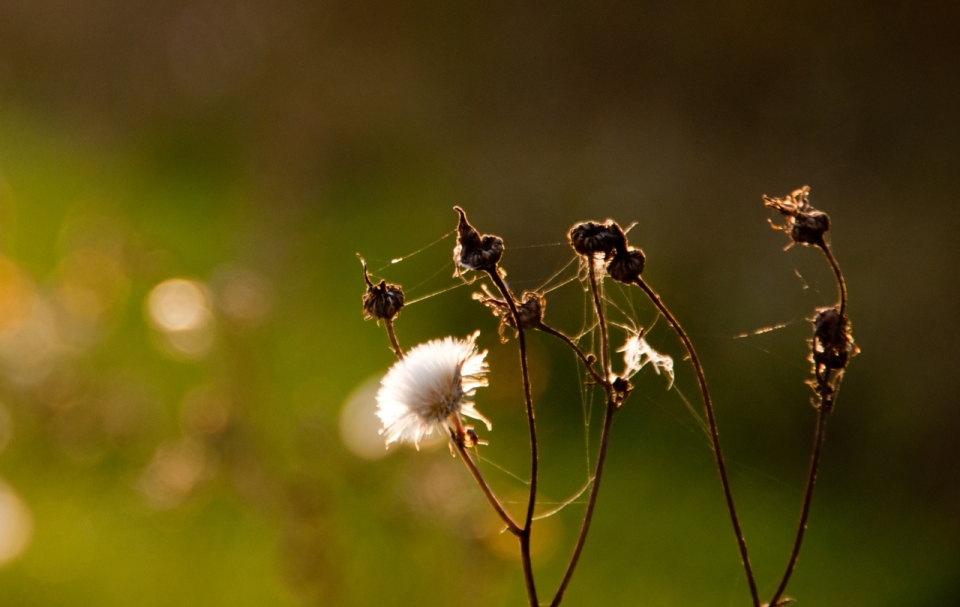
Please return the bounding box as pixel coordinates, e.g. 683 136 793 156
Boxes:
359 227 810 521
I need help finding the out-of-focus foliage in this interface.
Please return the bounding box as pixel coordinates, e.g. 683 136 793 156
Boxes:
0 1 957 605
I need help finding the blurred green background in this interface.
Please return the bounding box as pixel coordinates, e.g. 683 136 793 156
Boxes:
0 1 957 605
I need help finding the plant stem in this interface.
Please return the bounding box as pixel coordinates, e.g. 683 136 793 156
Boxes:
632 276 761 607
486 267 540 607
549 264 617 607
383 319 404 359
551 403 615 606
456 441 523 536
769 242 846 606
384 316 523 546
589 263 611 380
537 322 607 389
819 243 848 316
767 407 828 607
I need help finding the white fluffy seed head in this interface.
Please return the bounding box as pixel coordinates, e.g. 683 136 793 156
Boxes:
619 331 675 388
376 331 491 448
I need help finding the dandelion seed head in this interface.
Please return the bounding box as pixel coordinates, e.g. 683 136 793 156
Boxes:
376 331 492 448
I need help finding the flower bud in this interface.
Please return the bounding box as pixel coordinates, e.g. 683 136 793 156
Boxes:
453 207 503 272
359 256 404 321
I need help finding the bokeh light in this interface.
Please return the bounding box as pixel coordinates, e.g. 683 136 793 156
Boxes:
146 278 215 358
339 375 390 461
0 480 33 567
0 2 957 605
147 279 211 332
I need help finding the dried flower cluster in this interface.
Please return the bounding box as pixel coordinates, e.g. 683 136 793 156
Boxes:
568 219 646 283
358 188 856 607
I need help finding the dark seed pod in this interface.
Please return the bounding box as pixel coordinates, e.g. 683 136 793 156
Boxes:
473 288 544 342
763 186 831 247
790 211 830 247
611 376 633 407
510 292 545 330
453 207 504 272
359 255 404 321
567 220 626 259
811 307 855 371
608 247 646 283
363 280 404 321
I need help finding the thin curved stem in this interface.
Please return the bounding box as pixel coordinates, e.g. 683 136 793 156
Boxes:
456 441 523 536
818 243 847 316
549 265 617 607
632 276 761 607
486 268 539 607
551 403 615 606
770 239 846 606
382 321 518 536
537 322 607 389
383 319 404 359
768 407 828 607
589 263 611 380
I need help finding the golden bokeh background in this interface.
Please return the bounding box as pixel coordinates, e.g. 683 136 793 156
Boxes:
0 1 957 605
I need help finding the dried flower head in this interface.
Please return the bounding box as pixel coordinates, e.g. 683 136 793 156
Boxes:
568 220 626 259
763 185 831 247
811 307 857 372
376 331 491 448
472 285 544 342
619 330 675 388
608 247 646 284
453 207 504 273
569 220 646 283
359 255 404 321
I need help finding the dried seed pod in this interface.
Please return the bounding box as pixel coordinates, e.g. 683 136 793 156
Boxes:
473 287 544 342
763 186 831 247
611 376 633 407
510 292 545 330
359 256 404 321
567 220 626 259
790 211 830 247
608 247 646 283
453 207 504 272
811 307 856 371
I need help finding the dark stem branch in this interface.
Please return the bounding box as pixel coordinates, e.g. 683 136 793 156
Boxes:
769 239 847 606
632 277 761 607
818 243 848 316
588 263 611 380
383 319 404 359
384 316 525 573
537 322 608 390
768 407 829 607
551 405 615 607
455 441 522 536
485 268 540 607
549 265 617 607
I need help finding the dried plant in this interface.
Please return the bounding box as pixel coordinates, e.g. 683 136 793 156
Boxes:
358 188 856 606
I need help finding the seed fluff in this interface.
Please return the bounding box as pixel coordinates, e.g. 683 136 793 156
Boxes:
376 331 492 449
619 331 675 388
